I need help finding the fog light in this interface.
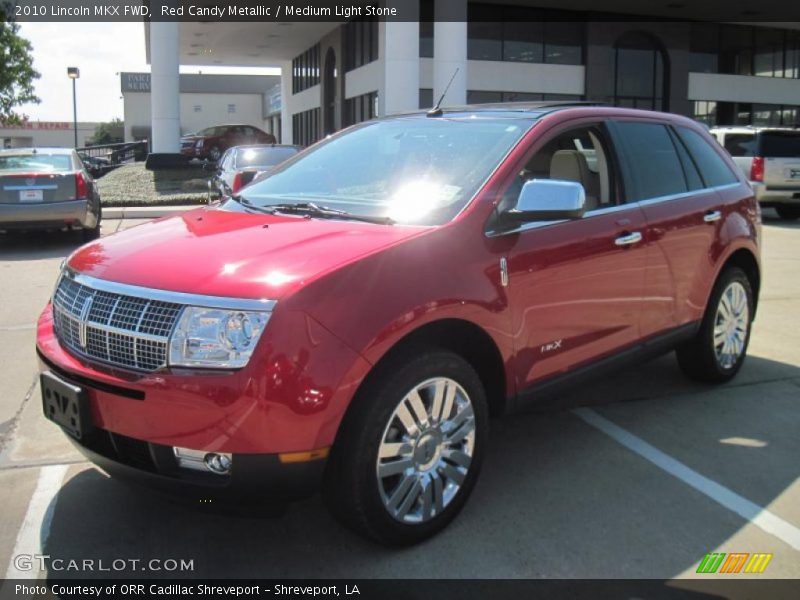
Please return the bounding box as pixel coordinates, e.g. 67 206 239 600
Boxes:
173 447 232 476
204 453 232 475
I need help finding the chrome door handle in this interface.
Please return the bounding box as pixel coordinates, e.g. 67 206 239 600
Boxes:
704 210 722 223
615 231 643 246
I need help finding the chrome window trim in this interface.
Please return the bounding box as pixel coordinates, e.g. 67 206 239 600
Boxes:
486 182 743 237
63 268 277 312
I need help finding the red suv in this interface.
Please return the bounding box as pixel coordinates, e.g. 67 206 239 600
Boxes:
180 124 277 162
37 104 760 545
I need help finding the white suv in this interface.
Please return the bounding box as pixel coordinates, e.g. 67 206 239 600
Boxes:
710 126 800 220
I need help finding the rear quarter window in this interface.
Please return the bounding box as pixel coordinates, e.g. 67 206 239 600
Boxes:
612 121 687 201
675 127 739 187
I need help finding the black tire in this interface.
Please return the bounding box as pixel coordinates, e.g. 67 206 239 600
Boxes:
82 222 100 242
324 349 489 546
82 205 102 242
775 206 800 221
208 146 222 162
676 267 753 383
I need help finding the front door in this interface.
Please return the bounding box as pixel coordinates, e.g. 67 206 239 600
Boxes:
498 122 649 389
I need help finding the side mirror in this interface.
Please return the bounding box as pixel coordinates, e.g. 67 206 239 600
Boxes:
503 179 586 223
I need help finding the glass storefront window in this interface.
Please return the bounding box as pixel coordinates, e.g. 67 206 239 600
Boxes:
503 13 544 63
614 32 666 111
545 21 583 65
754 29 785 78
689 23 720 73
466 4 583 65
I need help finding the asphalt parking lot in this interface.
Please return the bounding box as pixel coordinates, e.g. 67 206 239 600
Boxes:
0 212 798 586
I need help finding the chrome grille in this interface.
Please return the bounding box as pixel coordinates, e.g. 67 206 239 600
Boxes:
52 275 182 371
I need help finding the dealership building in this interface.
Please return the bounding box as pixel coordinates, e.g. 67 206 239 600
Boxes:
143 1 800 153
1 121 102 149
120 71 281 143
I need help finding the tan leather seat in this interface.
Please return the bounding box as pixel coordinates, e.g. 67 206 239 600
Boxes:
549 150 599 211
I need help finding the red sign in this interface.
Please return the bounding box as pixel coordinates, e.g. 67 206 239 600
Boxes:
1 121 71 130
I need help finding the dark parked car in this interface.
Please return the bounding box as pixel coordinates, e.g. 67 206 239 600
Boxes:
181 125 277 162
1 148 102 240
37 103 760 545
209 144 302 198
78 152 111 178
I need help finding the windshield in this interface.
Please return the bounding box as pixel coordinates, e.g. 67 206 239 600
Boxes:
235 147 299 169
237 117 532 225
0 154 72 172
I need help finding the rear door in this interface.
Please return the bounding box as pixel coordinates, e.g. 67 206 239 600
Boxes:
759 131 800 191
611 120 741 336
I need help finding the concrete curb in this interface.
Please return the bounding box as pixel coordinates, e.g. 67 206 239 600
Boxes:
103 205 201 219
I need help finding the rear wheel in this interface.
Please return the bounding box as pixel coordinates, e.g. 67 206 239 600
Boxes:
82 205 102 242
775 206 800 220
324 350 488 546
676 267 753 383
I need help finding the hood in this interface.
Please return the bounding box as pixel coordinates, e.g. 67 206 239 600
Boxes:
66 207 427 300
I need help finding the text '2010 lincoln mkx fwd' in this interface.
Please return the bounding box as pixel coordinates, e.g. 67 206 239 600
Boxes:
36 103 761 545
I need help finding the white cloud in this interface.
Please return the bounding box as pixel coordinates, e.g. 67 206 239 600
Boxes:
16 22 279 124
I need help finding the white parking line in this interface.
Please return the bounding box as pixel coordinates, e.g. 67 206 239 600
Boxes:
573 408 800 551
4 464 68 579
0 324 35 332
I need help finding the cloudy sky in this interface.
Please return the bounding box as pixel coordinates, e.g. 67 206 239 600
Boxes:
16 22 276 123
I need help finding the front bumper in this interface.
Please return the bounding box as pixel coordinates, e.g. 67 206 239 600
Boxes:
67 423 326 504
0 199 90 229
36 299 372 500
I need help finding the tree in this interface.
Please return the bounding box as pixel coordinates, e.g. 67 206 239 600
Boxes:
0 10 40 125
89 119 124 145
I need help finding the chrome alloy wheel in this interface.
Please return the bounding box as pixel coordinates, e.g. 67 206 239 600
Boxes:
714 281 749 370
376 377 476 524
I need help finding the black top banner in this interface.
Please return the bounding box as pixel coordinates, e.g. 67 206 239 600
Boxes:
5 0 800 22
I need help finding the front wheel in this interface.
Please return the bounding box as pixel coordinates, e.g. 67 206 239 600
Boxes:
324 350 488 545
676 267 753 383
775 205 800 221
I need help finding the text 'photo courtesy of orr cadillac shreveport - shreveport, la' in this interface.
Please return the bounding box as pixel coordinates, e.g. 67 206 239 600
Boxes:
1 2 800 598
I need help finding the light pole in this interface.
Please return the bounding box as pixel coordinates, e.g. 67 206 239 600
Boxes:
67 67 80 148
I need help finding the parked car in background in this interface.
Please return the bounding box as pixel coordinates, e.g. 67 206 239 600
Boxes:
710 126 800 220
78 152 111 178
0 148 102 241
37 104 760 545
180 125 277 162
209 144 302 198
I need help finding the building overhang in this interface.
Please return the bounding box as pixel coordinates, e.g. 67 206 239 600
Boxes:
146 22 341 67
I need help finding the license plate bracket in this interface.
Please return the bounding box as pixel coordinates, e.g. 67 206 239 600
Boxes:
41 371 93 440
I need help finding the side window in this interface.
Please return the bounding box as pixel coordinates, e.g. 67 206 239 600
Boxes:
612 121 687 202
668 129 704 191
499 124 617 214
674 127 739 187
221 150 234 170
723 134 756 157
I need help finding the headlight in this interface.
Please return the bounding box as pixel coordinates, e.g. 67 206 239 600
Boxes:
194 139 204 148
169 307 270 369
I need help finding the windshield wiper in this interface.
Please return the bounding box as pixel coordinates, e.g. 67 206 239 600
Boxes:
228 193 276 215
228 195 394 225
